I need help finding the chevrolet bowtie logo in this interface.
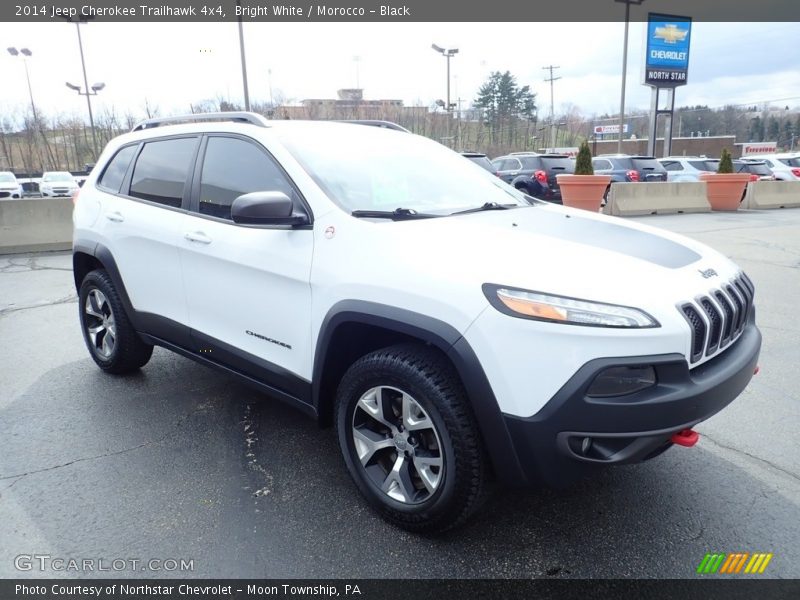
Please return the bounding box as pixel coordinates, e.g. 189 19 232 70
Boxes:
654 24 689 44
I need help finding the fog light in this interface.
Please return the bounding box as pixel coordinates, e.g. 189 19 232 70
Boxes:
586 365 657 398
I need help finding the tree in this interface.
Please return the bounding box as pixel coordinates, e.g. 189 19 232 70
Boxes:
574 141 593 175
473 71 536 147
767 117 780 141
718 148 734 174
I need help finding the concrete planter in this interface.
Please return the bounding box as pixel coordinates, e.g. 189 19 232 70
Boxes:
699 173 751 211
556 174 612 212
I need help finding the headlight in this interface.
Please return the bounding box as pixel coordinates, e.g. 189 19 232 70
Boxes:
482 284 659 328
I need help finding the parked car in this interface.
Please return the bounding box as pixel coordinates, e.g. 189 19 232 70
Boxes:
658 157 715 182
40 171 80 197
460 151 497 175
73 113 761 532
0 171 22 199
741 153 800 181
593 155 669 185
490 153 574 202
705 159 775 182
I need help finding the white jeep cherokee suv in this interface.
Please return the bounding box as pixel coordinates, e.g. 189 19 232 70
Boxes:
73 113 761 532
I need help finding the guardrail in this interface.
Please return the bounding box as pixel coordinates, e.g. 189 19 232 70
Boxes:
0 198 73 255
743 180 800 210
603 182 711 217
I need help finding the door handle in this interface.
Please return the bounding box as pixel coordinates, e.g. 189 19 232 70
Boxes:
105 211 124 223
184 231 212 244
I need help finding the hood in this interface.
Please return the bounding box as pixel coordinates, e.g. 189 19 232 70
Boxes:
377 203 738 310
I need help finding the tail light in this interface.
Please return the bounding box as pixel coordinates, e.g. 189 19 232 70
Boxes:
749 174 758 182
533 170 547 184
494 171 501 177
791 168 800 178
626 170 640 182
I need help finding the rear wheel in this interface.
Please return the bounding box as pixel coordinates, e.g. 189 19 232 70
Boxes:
335 344 490 533
79 269 153 374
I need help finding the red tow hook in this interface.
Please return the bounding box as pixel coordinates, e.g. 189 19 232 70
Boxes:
671 429 700 447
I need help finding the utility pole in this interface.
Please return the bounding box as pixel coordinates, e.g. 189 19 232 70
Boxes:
543 65 560 152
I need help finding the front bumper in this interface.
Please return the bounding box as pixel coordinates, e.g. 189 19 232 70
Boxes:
502 318 761 487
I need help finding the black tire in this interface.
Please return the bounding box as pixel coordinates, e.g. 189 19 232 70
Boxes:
78 269 153 374
335 343 490 533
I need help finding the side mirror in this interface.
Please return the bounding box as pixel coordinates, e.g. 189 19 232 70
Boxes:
230 191 308 226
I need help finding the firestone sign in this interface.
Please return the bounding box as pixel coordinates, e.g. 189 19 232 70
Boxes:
644 13 692 87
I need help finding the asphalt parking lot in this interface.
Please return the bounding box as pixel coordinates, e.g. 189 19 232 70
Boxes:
1 209 798 579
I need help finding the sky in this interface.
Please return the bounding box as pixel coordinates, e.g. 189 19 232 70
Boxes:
1 20 799 126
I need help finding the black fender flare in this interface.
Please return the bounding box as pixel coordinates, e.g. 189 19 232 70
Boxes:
313 300 527 485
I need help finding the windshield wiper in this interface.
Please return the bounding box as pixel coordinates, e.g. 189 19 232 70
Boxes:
351 208 440 220
449 202 519 216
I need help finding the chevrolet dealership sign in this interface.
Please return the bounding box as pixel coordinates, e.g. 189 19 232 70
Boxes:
644 13 692 87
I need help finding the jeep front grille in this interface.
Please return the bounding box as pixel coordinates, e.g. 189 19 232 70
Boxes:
680 273 754 364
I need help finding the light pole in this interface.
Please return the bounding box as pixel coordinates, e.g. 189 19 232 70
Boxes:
431 44 458 147
616 0 645 154
7 47 38 122
236 0 250 111
8 46 56 169
62 16 101 161
66 80 105 161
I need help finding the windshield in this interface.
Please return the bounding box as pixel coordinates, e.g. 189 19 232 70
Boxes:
43 172 74 182
0 173 16 182
277 124 529 215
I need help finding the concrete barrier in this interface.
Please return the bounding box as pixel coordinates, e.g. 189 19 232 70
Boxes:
604 182 711 217
743 180 800 210
0 198 73 255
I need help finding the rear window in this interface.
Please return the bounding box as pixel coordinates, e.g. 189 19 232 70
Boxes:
610 157 634 169
689 160 711 170
540 157 574 171
129 137 198 208
631 158 665 171
592 159 612 170
743 163 772 175
661 161 683 171
98 145 137 193
779 157 800 167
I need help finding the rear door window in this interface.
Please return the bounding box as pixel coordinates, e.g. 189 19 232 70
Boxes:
129 137 198 208
98 145 137 193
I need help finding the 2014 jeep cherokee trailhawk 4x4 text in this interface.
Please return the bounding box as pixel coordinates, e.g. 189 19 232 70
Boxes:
72 113 761 532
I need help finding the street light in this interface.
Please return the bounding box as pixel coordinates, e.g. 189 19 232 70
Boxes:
431 44 458 147
615 0 645 154
7 47 39 125
61 14 101 160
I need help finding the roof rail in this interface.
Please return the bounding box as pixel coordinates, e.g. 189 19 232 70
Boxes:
335 120 410 133
131 111 270 132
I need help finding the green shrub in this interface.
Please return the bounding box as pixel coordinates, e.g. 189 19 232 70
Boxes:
574 141 594 175
718 148 734 174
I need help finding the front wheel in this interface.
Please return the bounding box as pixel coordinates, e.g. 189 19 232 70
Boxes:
335 344 490 533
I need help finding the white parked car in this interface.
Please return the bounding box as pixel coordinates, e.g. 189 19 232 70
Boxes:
0 171 23 199
743 153 800 181
72 113 762 532
657 157 715 182
40 171 80 197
